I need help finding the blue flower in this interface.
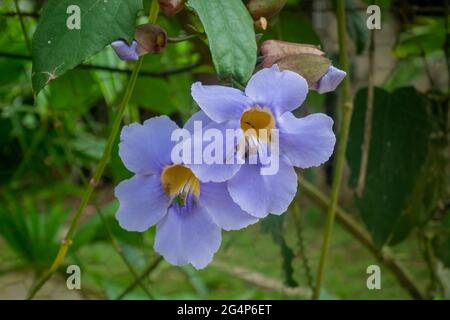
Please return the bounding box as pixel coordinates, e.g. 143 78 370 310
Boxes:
189 65 336 218
111 40 139 61
312 66 347 94
114 115 257 269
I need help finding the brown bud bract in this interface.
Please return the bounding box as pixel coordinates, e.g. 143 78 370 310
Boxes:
261 40 330 86
135 23 168 55
247 0 287 20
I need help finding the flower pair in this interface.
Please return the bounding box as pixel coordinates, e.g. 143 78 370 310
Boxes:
115 65 339 269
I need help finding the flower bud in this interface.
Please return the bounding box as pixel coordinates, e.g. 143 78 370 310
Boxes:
261 40 346 93
112 24 168 61
158 0 185 17
261 40 325 67
111 40 139 61
312 66 347 94
247 0 287 20
134 23 168 55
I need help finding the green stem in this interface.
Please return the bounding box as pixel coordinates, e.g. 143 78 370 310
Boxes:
13 0 32 53
313 0 353 300
96 205 154 299
26 1 161 299
116 256 163 300
26 57 144 300
168 34 199 43
301 180 425 300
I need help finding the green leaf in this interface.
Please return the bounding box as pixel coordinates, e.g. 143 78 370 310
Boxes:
32 0 142 94
187 0 257 84
261 215 298 287
347 87 431 246
393 17 445 59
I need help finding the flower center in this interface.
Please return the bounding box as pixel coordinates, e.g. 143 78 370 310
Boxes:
240 106 275 144
161 164 200 201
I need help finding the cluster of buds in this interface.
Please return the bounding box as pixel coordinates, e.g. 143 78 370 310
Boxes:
260 40 346 94
247 0 287 30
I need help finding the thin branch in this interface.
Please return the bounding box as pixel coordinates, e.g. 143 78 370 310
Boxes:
0 12 39 18
13 0 32 53
96 205 154 299
116 256 163 300
0 51 199 77
214 262 312 299
356 17 376 196
301 179 425 300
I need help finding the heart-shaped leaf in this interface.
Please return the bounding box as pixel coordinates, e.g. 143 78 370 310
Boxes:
32 0 142 94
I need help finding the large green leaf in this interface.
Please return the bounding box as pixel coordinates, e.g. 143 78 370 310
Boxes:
347 87 431 246
32 0 142 93
187 0 257 84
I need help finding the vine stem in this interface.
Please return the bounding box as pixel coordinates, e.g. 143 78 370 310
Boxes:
26 1 160 299
313 0 353 299
301 180 425 300
13 0 32 53
356 9 375 196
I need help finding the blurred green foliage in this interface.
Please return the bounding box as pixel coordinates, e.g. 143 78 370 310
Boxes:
0 0 449 300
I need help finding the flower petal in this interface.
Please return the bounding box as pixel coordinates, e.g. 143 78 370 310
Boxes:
313 66 347 94
185 120 242 183
115 174 169 232
119 116 179 175
154 204 221 269
183 110 212 134
200 182 258 231
227 160 298 218
278 112 336 168
245 65 308 116
111 40 139 61
191 82 251 123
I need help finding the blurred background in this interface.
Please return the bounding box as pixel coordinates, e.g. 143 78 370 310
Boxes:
0 0 449 299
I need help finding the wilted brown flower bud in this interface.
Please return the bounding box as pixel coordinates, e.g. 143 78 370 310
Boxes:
261 40 325 67
247 0 287 20
261 40 347 93
158 0 185 17
135 23 168 55
261 40 330 86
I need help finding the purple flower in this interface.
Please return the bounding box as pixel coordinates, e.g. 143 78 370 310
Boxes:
111 40 139 61
189 65 336 218
115 114 257 269
312 66 347 94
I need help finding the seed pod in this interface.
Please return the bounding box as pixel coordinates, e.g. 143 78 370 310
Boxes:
247 0 287 20
135 23 168 55
158 0 185 17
